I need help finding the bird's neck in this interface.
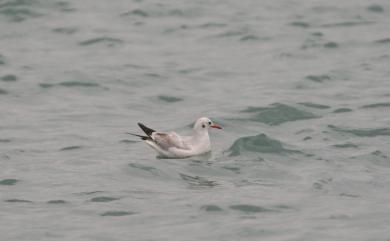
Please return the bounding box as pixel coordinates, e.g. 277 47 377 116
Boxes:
192 129 210 141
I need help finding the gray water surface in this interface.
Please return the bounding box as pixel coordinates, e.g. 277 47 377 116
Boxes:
1 0 390 240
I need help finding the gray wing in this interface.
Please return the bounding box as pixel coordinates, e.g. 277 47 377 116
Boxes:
151 132 189 151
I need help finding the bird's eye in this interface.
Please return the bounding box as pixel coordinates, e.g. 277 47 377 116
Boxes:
208 121 212 125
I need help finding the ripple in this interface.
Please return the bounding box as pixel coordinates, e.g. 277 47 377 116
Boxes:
40 81 99 88
299 102 330 109
59 81 99 87
60 145 83 151
120 9 149 17
77 191 104 195
129 163 157 173
79 37 123 46
240 35 260 42
332 143 358 148
5 199 33 203
1 74 17 82
321 21 374 28
312 178 332 191
0 88 8 94
290 21 310 28
90 196 120 202
199 22 227 29
0 179 18 185
362 102 390 108
119 139 138 144
242 103 317 125
100 211 136 217
157 95 183 103
229 204 275 213
0 139 11 142
39 83 54 88
371 150 387 158
305 74 331 83
328 125 390 137
333 108 352 113
52 27 77 34
47 200 67 204
216 30 244 38
226 134 297 156
179 173 217 188
201 205 223 212
339 193 360 198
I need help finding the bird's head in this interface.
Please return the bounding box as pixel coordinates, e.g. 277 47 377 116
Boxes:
193 117 222 132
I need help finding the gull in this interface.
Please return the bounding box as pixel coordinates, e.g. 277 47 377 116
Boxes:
129 117 222 158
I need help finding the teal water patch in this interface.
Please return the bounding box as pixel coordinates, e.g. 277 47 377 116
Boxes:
305 74 331 83
201 205 223 212
324 42 338 48
100 211 136 217
229 204 275 213
60 145 83 151
329 125 390 137
0 179 18 185
367 4 384 13
362 102 390 108
374 38 390 44
79 37 123 46
299 102 330 109
90 196 120 202
47 200 67 204
1 74 17 82
0 54 5 65
242 103 317 125
226 134 297 156
333 108 352 113
157 95 183 103
0 8 40 22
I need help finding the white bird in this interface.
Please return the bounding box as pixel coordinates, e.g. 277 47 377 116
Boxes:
129 117 222 158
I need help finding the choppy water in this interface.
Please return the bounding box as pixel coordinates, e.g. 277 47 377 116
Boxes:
1 0 390 240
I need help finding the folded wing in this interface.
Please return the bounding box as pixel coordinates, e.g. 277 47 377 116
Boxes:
152 132 189 150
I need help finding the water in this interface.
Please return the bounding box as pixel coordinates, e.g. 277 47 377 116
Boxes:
1 0 390 240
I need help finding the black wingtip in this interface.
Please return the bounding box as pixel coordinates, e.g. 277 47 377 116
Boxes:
137 122 155 137
127 132 150 140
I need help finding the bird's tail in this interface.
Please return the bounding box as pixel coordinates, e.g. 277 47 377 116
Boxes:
138 123 155 137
